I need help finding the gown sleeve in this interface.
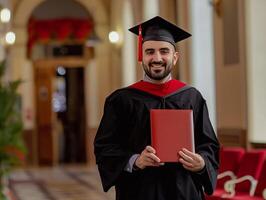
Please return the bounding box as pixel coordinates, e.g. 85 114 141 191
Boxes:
193 98 220 195
94 95 133 192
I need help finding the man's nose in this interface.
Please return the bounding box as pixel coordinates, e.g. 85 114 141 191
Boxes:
153 51 163 62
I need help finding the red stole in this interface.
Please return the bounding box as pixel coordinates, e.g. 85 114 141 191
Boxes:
129 79 186 97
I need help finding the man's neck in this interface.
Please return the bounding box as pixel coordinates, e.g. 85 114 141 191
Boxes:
143 74 172 84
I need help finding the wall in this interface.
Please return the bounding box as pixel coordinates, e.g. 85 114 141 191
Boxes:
245 0 266 143
143 0 159 20
122 0 136 86
189 0 217 130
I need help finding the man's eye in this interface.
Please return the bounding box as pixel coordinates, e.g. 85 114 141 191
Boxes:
146 51 154 55
160 50 169 54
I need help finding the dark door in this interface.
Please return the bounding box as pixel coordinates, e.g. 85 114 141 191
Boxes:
56 67 86 163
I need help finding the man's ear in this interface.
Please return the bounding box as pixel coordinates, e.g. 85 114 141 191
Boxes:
173 51 179 65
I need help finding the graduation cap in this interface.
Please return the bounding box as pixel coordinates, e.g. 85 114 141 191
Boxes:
129 16 191 61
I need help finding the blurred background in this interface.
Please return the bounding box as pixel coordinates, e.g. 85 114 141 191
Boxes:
0 0 265 199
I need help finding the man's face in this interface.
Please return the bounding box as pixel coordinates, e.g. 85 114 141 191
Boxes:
142 40 179 81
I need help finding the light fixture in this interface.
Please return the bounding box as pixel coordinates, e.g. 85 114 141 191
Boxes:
5 31 15 45
109 31 120 44
0 6 15 46
0 8 11 23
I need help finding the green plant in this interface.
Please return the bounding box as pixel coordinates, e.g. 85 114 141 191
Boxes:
0 60 25 199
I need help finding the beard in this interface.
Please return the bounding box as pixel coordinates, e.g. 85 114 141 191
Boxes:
142 59 174 81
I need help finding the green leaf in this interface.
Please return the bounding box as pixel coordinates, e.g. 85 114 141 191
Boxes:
0 60 26 176
9 80 23 92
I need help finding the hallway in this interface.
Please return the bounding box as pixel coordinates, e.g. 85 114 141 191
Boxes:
9 166 115 200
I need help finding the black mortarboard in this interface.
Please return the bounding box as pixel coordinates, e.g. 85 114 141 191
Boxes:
128 16 191 61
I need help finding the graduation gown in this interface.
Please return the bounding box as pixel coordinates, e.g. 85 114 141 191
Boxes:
94 80 220 200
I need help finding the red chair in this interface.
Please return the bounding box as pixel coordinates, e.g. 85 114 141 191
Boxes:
217 147 245 189
253 159 266 199
206 147 245 200
205 147 245 200
222 152 266 200
206 150 266 200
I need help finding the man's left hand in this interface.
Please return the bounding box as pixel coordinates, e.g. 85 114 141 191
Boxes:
178 148 205 172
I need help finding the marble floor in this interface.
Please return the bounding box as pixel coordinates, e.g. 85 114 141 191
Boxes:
8 166 115 200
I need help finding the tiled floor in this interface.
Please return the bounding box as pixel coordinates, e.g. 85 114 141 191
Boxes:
8 166 115 200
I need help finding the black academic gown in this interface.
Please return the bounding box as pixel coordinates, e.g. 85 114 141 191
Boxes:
94 85 220 200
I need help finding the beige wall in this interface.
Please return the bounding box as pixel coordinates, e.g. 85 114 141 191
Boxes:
189 0 216 129
245 0 266 143
9 26 34 129
109 0 124 89
176 0 191 83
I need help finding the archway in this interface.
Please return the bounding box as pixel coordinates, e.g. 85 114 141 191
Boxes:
12 0 110 165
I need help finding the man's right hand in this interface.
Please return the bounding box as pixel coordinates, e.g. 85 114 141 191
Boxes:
134 146 163 169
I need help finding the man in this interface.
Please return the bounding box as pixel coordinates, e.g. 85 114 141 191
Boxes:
94 16 220 200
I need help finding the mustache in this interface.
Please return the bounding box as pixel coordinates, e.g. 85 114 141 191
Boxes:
149 61 165 66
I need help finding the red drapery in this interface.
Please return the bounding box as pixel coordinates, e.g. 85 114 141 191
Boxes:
27 18 93 57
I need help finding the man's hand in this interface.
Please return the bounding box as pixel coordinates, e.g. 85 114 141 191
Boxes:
178 148 205 172
134 146 164 169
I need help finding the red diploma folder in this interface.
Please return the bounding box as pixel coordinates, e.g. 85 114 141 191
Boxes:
150 109 195 162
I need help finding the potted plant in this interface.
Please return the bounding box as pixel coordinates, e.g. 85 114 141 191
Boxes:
0 60 26 200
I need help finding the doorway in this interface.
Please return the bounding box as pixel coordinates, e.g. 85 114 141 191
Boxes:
53 67 86 164
34 59 88 165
